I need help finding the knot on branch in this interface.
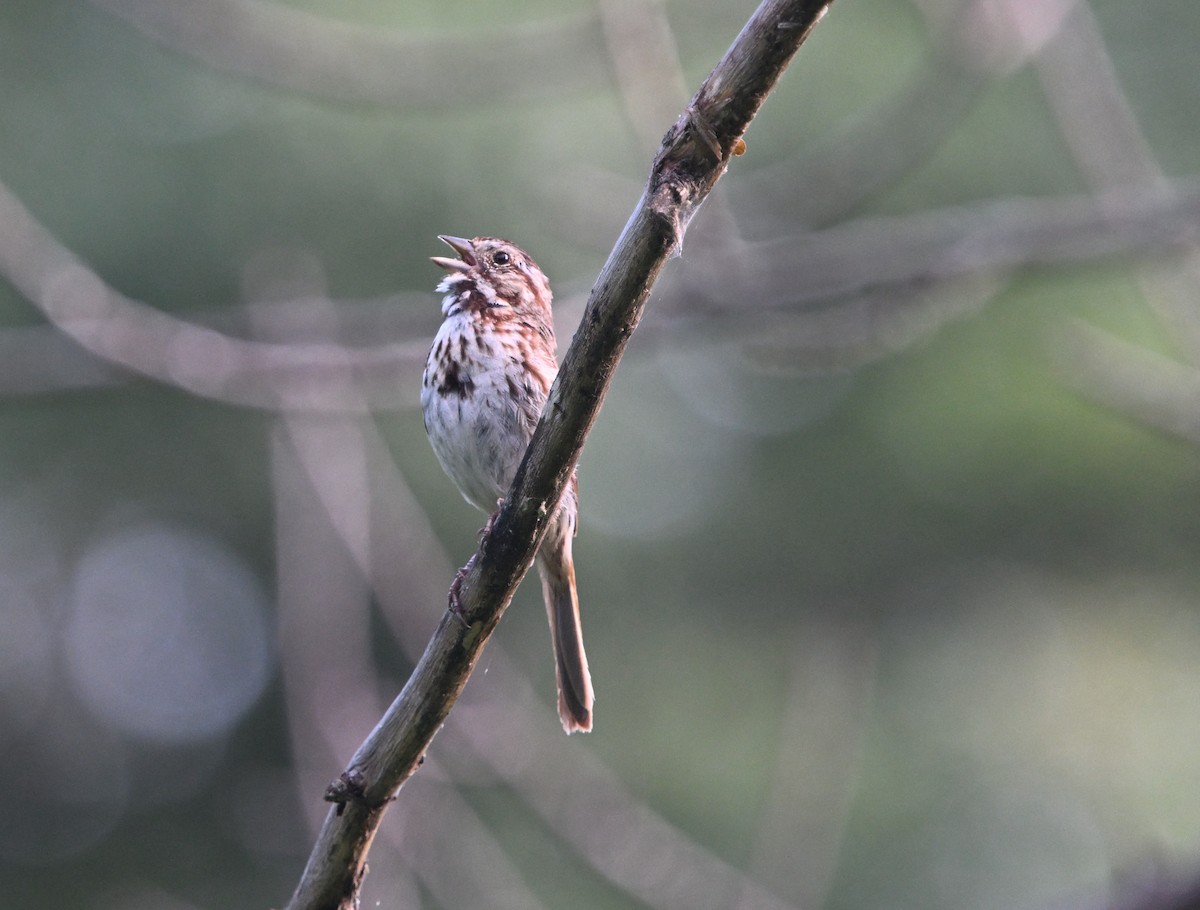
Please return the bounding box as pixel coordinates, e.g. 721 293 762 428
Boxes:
649 103 742 249
325 769 394 816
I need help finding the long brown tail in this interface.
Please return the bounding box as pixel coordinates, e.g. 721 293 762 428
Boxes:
537 534 593 733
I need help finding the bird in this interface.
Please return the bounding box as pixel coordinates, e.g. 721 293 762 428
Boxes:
421 235 594 733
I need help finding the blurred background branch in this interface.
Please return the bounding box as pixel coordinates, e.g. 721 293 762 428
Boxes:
2 176 1197 402
87 0 612 108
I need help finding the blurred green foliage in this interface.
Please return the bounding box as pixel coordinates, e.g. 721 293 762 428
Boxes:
1 1 1199 909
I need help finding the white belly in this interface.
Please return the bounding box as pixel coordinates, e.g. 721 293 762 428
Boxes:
421 315 539 514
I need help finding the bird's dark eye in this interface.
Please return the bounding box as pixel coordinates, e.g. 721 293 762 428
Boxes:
492 250 511 266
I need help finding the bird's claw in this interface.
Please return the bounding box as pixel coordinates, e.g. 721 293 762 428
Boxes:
477 501 503 542
447 560 472 627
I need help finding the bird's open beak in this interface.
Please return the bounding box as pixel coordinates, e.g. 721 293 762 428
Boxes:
430 235 475 272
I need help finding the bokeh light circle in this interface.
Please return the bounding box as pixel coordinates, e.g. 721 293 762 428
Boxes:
65 522 274 744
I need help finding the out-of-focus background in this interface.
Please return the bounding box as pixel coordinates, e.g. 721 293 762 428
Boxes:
2 0 1200 908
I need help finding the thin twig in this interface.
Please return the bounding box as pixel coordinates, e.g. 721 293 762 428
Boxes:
282 1 835 907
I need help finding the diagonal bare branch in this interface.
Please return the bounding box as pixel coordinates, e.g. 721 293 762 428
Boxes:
283 1 836 907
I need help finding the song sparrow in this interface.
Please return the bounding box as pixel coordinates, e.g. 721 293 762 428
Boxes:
421 235 594 733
